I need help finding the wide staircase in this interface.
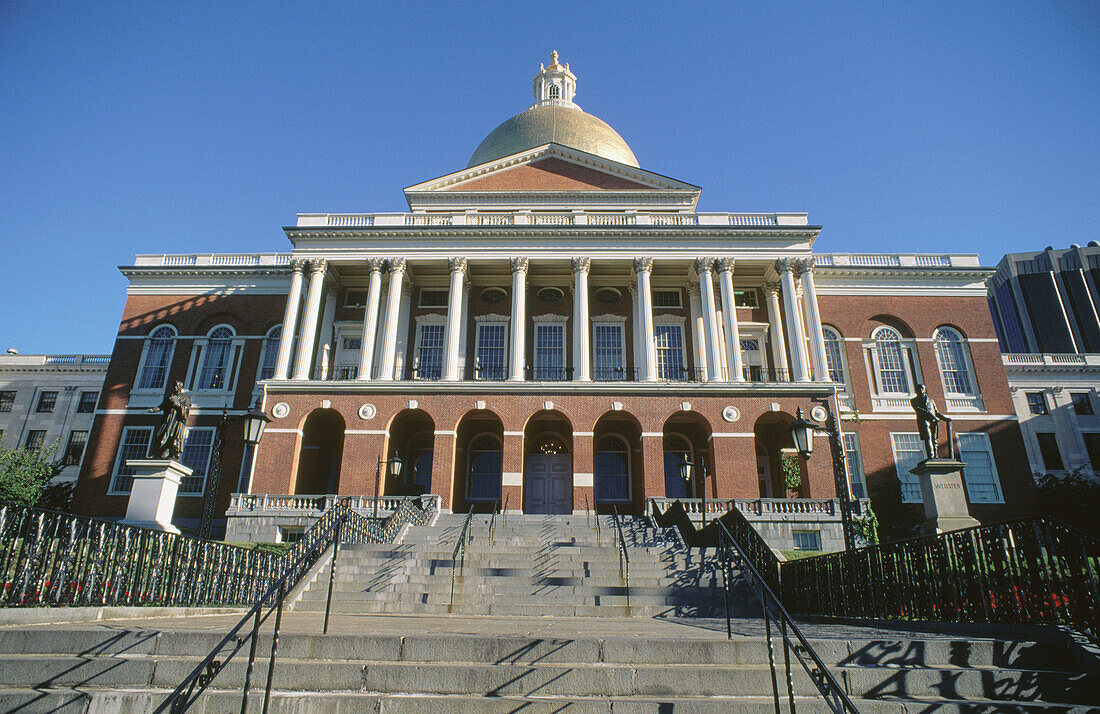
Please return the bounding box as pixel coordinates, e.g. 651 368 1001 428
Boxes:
0 513 1096 712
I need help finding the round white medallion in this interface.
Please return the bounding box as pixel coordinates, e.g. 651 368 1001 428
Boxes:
810 405 828 423
358 403 377 421
721 406 740 423
271 402 290 419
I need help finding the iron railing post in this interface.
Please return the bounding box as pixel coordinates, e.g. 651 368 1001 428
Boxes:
239 605 262 714
261 581 286 714
323 529 340 635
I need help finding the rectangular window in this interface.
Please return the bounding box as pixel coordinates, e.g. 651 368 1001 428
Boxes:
418 289 448 308
76 391 98 413
179 428 215 495
342 337 362 351
1072 392 1094 416
110 427 153 493
36 391 58 413
475 323 507 380
652 289 682 308
344 289 368 307
0 391 14 412
1026 392 1048 415
593 324 625 381
792 531 821 551
414 324 445 380
956 433 1003 503
1084 433 1100 472
734 289 759 308
533 323 566 380
24 430 47 451
63 430 89 466
842 433 867 499
655 324 687 380
1036 432 1064 471
890 432 925 503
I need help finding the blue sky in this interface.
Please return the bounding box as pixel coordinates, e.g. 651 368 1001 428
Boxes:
1 1 1097 354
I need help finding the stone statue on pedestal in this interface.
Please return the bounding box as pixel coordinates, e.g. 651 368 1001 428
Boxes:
911 384 952 460
148 381 191 460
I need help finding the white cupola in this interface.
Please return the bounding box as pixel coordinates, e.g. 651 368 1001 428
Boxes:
531 51 579 110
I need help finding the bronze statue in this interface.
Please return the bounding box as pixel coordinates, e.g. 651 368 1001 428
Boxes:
911 383 951 460
148 381 191 460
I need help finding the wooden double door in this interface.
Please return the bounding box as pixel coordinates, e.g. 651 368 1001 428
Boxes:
524 454 572 514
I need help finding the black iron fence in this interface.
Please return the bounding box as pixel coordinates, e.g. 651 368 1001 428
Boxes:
783 516 1100 640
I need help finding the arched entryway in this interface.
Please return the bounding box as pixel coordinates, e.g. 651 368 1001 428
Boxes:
523 410 573 514
453 410 504 513
662 411 713 500
593 411 644 514
753 411 807 498
294 409 345 494
385 409 435 497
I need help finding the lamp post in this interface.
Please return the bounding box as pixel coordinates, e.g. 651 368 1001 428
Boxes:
199 400 271 540
789 403 855 551
373 454 404 519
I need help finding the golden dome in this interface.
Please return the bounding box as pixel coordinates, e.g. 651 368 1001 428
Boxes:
467 104 639 169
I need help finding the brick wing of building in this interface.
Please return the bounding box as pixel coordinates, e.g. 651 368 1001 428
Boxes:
75 55 1033 546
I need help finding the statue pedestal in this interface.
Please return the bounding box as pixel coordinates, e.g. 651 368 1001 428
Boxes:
911 459 980 535
119 459 192 534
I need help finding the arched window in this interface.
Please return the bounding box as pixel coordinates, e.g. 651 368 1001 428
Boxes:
594 435 630 502
663 434 693 499
823 327 846 384
257 325 282 381
466 434 502 501
407 431 434 494
872 326 910 394
137 325 176 390
196 326 235 390
934 327 975 395
548 84 560 99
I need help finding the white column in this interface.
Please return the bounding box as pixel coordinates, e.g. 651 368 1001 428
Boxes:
458 282 470 380
776 258 810 382
634 258 657 382
572 257 591 381
394 283 413 380
314 287 337 379
443 257 467 381
376 258 406 381
629 284 640 379
798 259 831 382
509 257 528 381
292 259 327 380
688 283 708 382
274 259 305 380
695 258 724 383
357 258 384 380
763 281 789 381
716 258 746 382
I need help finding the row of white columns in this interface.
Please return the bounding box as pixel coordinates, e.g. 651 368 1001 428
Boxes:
272 256 832 384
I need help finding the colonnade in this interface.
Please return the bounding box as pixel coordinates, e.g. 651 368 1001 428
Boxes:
271 256 832 384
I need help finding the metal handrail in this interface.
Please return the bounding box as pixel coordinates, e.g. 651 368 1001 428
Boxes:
584 494 601 544
449 505 476 608
714 519 858 713
611 505 630 610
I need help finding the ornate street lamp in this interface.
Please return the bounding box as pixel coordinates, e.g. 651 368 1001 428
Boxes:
788 407 817 459
790 401 857 551
241 403 271 446
373 454 404 518
199 398 271 540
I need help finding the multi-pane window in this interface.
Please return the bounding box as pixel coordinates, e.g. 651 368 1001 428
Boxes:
663 435 692 498
652 289 682 308
418 289 448 308
466 434 502 501
407 433 434 493
593 324 625 381
179 428 215 494
734 289 759 308
934 328 974 395
196 326 235 390
594 435 630 502
344 289 368 307
110 427 153 493
24 430 47 451
1072 392 1095 416
0 391 14 412
889 432 925 503
138 326 176 390
1036 432 1064 471
415 324 445 380
475 323 507 380
63 430 89 466
1026 392 1048 415
842 433 866 499
36 391 58 413
258 326 282 381
655 325 686 381
534 323 566 380
792 531 821 551
956 433 1003 503
874 327 910 394
823 328 846 383
76 391 98 413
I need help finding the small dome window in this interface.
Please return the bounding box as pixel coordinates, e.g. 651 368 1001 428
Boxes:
548 84 560 99
537 287 564 304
